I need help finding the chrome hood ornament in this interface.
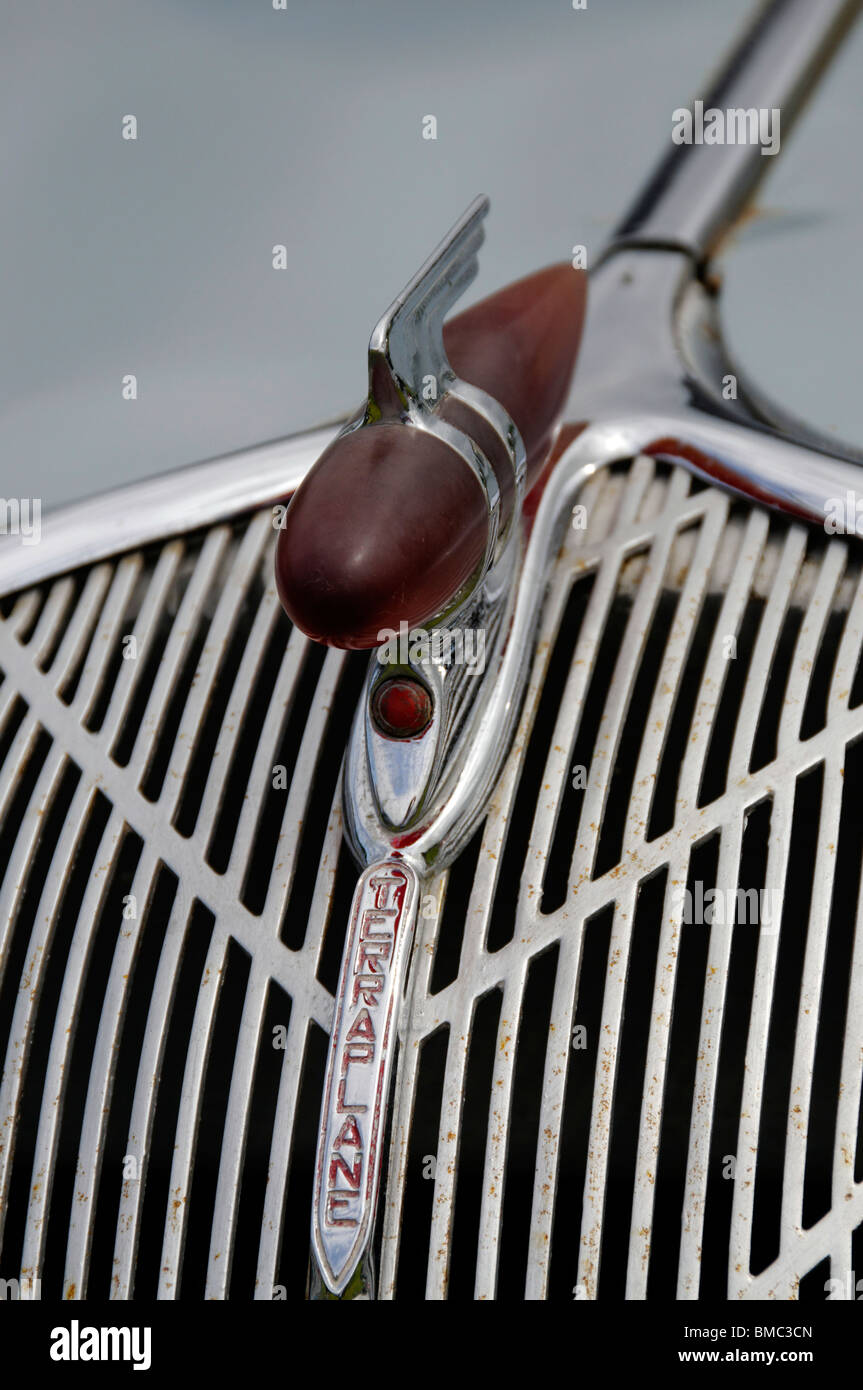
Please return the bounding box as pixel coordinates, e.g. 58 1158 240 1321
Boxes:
297 116 863 1292
304 198 571 1297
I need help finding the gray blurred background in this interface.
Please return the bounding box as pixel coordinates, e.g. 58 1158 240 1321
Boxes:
2 0 862 510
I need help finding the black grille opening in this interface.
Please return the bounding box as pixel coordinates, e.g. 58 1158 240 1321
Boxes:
238 641 329 920
647 593 723 841
37 574 89 676
593 589 681 880
446 988 502 1300
548 902 614 1301
598 870 667 1299
430 829 483 995
41 826 144 1299
497 944 560 1299
847 600 863 708
271 651 366 937
699 798 771 1297
541 585 627 913
87 862 179 1297
749 606 803 774
57 572 118 710
315 840 362 996
393 1025 449 1298
0 778 104 1285
204 604 294 876
277 1022 328 1300
750 765 822 1277
181 936 252 1299
492 572 592 923
133 900 216 1299
0 693 28 778
172 561 269 839
852 1222 863 1294
3 588 47 645
229 981 293 1300
83 563 150 737
647 835 718 1299
801 736 863 1231
856 1071 863 1186
109 548 193 770
800 605 851 742
137 609 211 805
0 734 73 1079
798 1256 831 1302
697 597 765 808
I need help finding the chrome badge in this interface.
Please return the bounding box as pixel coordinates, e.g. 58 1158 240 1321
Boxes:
311 859 419 1297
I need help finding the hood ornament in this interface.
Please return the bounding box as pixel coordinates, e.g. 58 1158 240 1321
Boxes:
280 198 586 1297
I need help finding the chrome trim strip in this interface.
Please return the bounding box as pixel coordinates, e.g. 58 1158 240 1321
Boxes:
0 425 339 598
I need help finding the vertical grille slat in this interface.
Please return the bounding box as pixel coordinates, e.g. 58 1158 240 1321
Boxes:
51 567 115 704
523 929 581 1300
474 965 529 1299
626 859 689 1299
204 958 269 1300
729 783 796 1295
110 891 193 1299
158 516 272 823
105 543 185 762
262 647 345 931
75 558 144 729
782 545 848 751
780 756 843 1236
678 510 770 811
251 1015 310 1300
729 528 807 781
63 844 163 1298
828 567 863 718
0 754 82 1245
19 800 121 1292
831 878 863 1211
377 992 427 1300
130 527 232 793
676 817 745 1297
190 584 282 856
156 931 229 1300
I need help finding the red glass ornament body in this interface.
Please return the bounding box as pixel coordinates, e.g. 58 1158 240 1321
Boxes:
275 263 586 648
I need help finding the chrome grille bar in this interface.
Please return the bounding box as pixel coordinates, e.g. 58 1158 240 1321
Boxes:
1 460 862 1300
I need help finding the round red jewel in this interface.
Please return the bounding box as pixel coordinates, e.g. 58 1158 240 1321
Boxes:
371 678 433 738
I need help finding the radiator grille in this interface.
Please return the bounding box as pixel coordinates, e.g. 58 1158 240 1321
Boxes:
0 460 862 1300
